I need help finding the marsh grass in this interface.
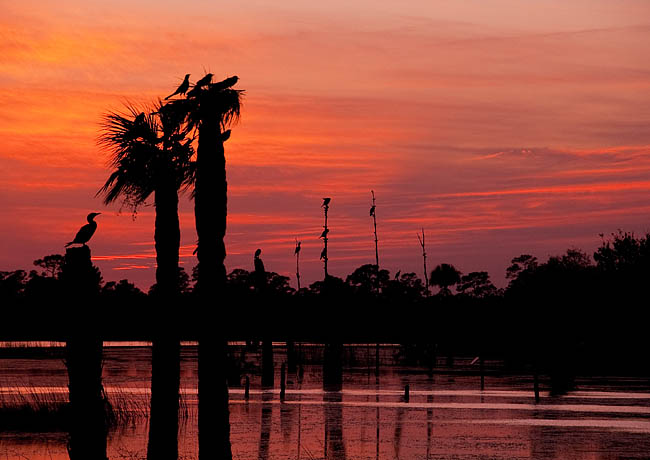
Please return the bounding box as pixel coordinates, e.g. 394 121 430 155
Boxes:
0 384 157 432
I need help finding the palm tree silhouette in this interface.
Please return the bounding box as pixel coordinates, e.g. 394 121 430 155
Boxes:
97 103 194 460
165 73 243 460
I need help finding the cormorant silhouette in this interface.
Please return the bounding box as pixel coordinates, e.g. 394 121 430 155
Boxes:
294 241 301 255
164 74 190 100
65 213 101 247
370 204 376 216
320 247 327 260
320 228 329 238
322 197 331 207
254 249 265 276
394 270 401 280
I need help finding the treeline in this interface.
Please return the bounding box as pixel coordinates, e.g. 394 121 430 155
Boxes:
1 230 648 344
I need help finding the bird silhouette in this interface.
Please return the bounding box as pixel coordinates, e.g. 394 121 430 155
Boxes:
187 73 214 97
394 270 401 280
320 247 327 260
134 112 146 125
165 74 190 100
254 249 265 276
66 213 100 247
294 241 301 255
212 75 239 91
320 228 329 238
194 73 213 89
369 205 376 216
322 197 331 207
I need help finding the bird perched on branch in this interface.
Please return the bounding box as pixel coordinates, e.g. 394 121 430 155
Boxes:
369 204 376 216
320 228 329 238
65 213 101 247
294 241 301 255
320 248 327 260
322 197 331 208
394 270 401 280
165 74 190 100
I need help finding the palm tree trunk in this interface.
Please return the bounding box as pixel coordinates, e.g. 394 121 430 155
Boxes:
148 183 181 460
196 122 232 460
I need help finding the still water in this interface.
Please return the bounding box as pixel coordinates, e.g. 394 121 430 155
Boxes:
1 344 650 459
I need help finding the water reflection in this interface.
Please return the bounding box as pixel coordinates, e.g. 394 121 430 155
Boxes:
257 391 273 460
323 390 345 460
3 347 650 460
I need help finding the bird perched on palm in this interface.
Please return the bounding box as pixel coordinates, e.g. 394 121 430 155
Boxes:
66 213 101 247
294 241 301 255
165 74 190 100
369 204 376 216
186 73 214 98
320 228 329 238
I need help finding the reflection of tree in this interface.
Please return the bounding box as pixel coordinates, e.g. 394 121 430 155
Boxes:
323 391 346 460
258 391 273 460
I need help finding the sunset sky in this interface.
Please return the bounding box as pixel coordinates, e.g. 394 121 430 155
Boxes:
2 0 650 290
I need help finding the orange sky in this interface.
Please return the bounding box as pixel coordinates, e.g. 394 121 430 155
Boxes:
2 0 650 289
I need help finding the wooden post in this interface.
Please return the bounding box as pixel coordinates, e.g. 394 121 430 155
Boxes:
245 376 250 401
322 199 330 278
295 239 301 291
480 356 485 391
371 190 379 268
62 246 108 460
375 343 380 377
280 363 286 401
404 384 410 402
418 229 429 295
533 365 540 403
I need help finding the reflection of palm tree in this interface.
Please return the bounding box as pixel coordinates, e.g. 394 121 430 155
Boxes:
166 73 243 460
98 104 193 460
324 391 346 460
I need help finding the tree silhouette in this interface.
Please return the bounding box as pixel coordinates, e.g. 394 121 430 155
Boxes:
346 264 390 296
98 104 194 460
33 254 65 278
429 263 461 296
164 73 242 460
456 271 498 298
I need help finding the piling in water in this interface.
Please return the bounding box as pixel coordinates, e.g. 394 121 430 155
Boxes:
245 376 250 401
62 246 108 460
404 384 410 402
280 363 286 401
